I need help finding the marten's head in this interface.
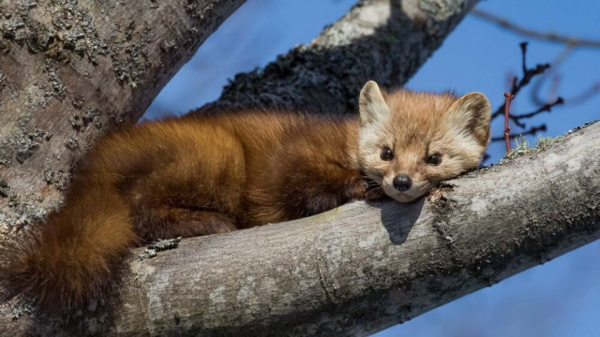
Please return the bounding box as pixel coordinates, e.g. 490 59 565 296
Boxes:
357 81 491 203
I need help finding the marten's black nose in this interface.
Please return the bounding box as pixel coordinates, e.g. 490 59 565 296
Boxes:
393 175 412 192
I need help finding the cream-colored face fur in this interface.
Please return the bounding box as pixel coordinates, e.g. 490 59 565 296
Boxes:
358 81 491 203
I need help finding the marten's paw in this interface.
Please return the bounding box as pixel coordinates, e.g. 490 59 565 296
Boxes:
365 187 389 202
344 178 369 200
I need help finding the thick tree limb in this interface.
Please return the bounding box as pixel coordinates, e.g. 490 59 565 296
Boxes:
1 121 598 335
0 0 245 231
195 0 479 115
5 0 564 335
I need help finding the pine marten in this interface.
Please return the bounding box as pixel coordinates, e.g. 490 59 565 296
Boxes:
0 81 491 310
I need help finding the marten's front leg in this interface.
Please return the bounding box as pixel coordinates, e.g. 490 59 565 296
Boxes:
280 161 368 220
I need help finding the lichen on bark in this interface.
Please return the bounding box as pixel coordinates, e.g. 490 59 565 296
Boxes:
195 0 479 115
0 0 246 235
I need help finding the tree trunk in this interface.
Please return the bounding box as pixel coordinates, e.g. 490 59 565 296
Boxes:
1 121 598 336
0 0 246 233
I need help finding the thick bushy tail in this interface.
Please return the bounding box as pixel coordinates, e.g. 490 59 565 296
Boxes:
0 180 137 310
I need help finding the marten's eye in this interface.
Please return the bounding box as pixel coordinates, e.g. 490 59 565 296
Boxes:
426 153 442 166
380 147 394 161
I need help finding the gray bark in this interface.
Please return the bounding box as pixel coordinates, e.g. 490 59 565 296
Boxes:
1 121 598 336
195 0 479 115
1 0 561 335
0 0 246 234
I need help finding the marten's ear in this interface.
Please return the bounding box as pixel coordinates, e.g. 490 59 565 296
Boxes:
445 92 491 147
359 81 390 125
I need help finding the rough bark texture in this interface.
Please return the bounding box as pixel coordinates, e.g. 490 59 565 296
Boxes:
195 0 479 115
0 0 245 234
0 121 597 336
0 0 531 335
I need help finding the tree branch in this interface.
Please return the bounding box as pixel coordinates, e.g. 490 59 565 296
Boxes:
530 46 600 108
193 0 480 115
471 9 600 49
488 43 561 147
490 124 546 142
0 0 246 231
503 92 514 152
512 97 564 120
491 43 550 121
17 0 600 335
1 121 598 336
473 9 600 117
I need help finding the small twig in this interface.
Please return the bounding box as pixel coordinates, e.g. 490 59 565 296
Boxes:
472 9 600 49
520 40 528 75
512 97 564 119
500 96 565 129
491 43 550 120
484 43 552 160
530 46 575 106
503 93 515 152
490 43 565 129
491 124 547 142
529 45 600 109
485 42 590 161
475 10 600 110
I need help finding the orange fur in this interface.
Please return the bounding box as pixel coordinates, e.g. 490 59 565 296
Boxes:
0 81 490 310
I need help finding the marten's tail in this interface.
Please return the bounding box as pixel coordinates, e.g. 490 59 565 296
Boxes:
0 179 137 309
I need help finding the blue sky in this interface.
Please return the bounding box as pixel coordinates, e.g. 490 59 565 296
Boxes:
145 0 600 335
